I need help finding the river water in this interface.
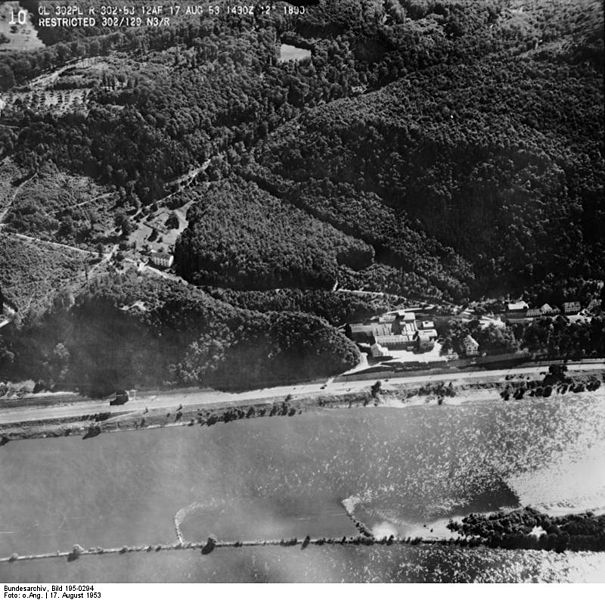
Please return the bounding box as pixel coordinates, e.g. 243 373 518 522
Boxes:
1 393 605 582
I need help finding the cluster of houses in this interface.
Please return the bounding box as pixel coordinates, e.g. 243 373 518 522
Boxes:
503 300 598 323
505 300 564 322
458 299 599 357
347 296 602 364
348 310 438 358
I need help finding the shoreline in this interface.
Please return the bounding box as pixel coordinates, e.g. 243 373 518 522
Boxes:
0 366 602 444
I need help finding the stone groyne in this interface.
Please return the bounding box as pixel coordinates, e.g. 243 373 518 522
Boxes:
1 534 481 565
341 496 373 537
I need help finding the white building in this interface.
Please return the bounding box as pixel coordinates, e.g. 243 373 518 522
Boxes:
507 301 529 312
150 252 174 268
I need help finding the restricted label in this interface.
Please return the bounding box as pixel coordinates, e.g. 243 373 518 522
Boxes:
4 3 304 30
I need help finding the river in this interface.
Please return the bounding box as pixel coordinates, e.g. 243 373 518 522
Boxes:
1 393 605 582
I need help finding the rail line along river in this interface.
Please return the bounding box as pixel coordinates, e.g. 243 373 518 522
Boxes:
1 393 605 582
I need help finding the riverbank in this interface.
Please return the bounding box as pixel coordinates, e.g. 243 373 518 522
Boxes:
0 366 602 444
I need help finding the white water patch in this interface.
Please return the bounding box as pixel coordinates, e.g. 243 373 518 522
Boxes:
347 494 467 541
341 495 361 514
372 521 398 538
507 439 605 516
174 500 223 543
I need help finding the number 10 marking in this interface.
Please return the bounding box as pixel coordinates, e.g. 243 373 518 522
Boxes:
9 9 28 25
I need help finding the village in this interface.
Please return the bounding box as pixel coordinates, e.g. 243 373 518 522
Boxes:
345 295 602 374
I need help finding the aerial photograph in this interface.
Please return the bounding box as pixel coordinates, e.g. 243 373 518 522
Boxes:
0 0 604 585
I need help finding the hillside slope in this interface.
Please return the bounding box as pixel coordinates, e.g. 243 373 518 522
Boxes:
249 52 604 298
1 0 603 391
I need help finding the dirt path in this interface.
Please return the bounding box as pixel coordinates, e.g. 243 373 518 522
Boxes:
8 232 94 256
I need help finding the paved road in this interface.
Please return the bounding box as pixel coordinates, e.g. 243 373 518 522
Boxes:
1 362 603 426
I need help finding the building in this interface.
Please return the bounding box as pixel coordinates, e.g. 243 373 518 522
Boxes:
462 335 480 357
507 301 529 312
416 320 438 340
540 303 557 316
369 313 396 323
505 301 531 323
349 311 438 353
415 333 435 352
374 334 415 350
563 301 581 315
349 323 376 343
587 299 602 313
526 308 542 318
150 252 174 269
370 343 390 358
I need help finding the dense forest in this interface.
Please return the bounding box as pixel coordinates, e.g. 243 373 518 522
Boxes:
1 0 604 391
0 272 359 393
174 177 374 289
251 52 604 298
